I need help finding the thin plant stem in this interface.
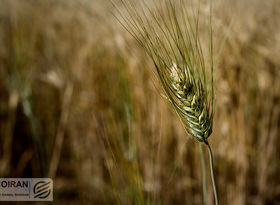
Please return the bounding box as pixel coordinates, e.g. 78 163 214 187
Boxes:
22 97 47 176
200 143 208 205
49 83 73 178
205 141 218 205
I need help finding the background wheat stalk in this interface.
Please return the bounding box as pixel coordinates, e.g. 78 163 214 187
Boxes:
113 0 218 204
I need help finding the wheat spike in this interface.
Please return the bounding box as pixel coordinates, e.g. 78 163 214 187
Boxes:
114 1 218 203
170 62 213 142
113 0 214 142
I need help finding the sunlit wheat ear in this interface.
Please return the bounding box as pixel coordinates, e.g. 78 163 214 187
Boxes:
114 0 218 203
169 62 213 142
112 0 214 142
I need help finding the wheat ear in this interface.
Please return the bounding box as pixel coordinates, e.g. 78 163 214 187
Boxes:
113 0 218 204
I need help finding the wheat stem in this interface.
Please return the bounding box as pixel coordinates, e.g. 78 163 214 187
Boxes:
205 140 218 205
200 143 208 205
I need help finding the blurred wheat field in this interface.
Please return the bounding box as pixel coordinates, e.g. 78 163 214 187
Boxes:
0 0 279 204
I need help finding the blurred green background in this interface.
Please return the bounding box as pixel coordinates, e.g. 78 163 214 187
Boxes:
0 0 279 204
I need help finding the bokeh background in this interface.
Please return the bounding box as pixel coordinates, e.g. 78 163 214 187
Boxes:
0 0 279 204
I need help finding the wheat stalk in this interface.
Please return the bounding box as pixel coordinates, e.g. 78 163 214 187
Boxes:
113 0 218 204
